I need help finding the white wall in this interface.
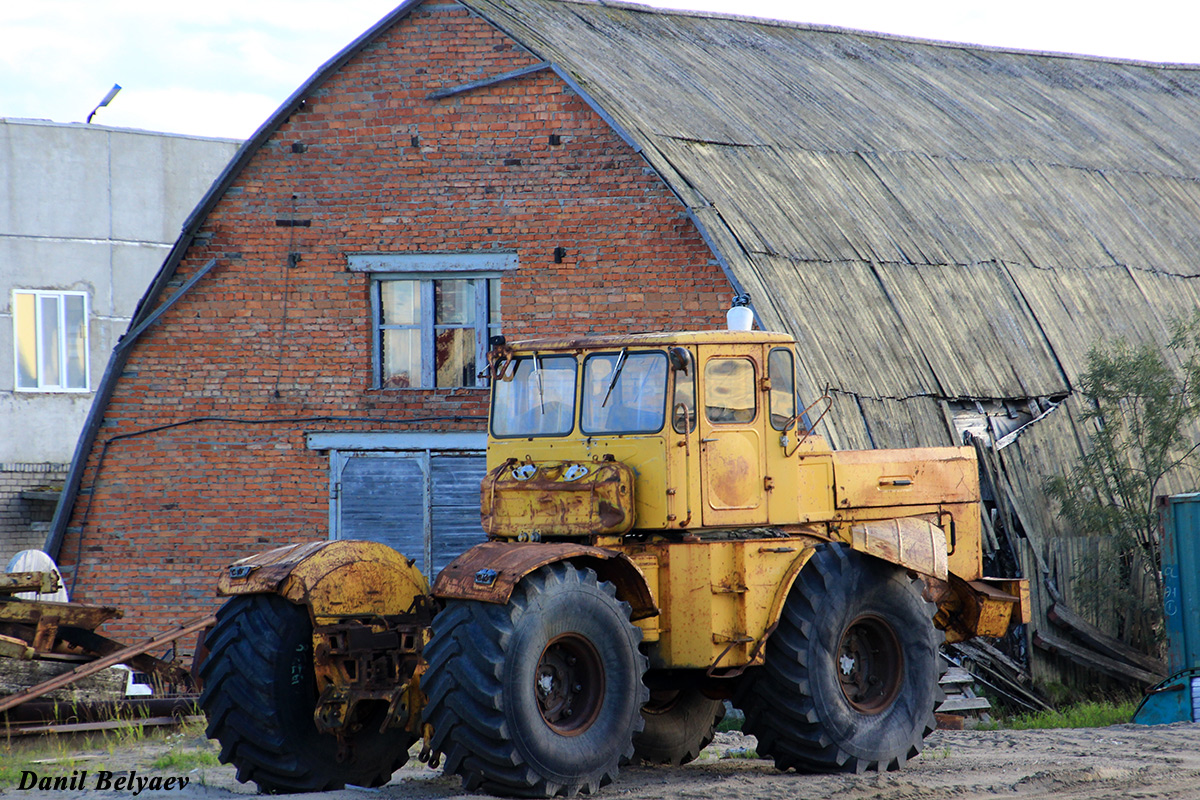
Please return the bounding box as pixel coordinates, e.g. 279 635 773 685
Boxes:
0 119 240 463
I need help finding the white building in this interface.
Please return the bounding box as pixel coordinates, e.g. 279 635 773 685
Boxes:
0 118 239 556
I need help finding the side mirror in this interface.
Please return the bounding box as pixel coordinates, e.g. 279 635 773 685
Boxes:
668 347 691 374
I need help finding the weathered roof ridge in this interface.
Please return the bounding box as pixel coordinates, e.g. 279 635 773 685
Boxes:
542 0 1200 71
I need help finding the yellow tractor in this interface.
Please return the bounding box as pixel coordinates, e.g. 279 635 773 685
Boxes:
198 328 1028 795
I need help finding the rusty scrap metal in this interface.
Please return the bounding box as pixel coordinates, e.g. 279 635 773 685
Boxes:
0 572 62 596
0 615 215 714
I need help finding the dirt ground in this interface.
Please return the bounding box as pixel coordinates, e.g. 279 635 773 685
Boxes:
5 722 1200 800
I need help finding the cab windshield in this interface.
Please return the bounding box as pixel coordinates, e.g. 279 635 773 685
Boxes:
491 355 577 437
581 351 668 434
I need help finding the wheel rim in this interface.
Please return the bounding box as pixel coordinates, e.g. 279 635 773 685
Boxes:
535 633 605 735
836 614 903 714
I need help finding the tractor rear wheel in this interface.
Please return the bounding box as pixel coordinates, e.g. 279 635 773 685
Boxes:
198 594 415 793
633 688 726 765
735 543 942 773
422 562 648 797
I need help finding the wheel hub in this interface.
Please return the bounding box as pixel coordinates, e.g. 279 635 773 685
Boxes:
837 614 903 714
535 633 604 735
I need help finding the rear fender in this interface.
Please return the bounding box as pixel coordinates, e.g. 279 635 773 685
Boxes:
432 540 658 621
218 540 430 624
847 516 948 580
752 521 947 669
745 546 819 668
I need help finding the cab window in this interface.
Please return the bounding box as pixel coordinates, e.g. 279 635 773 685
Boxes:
704 358 756 424
581 351 668 434
768 348 797 430
671 348 697 434
490 355 577 437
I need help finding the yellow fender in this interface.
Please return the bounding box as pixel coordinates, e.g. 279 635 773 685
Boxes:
751 518 949 667
218 540 429 624
749 545 819 667
433 540 658 621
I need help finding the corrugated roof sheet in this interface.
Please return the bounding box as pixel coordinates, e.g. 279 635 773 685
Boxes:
463 0 1200 426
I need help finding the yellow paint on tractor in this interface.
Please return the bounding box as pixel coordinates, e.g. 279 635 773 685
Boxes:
203 326 1031 794
219 540 429 624
471 329 1026 668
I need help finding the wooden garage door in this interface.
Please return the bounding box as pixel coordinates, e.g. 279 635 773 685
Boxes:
334 451 486 580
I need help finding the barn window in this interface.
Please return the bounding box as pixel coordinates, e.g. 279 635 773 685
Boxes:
376 277 500 388
349 253 515 390
12 290 89 392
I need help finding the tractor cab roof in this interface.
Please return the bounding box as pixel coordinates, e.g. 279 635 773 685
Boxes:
502 329 795 353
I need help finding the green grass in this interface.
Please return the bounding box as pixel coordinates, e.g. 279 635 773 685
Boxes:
0 757 41 787
716 714 743 733
151 748 220 771
719 747 759 759
0 717 215 789
984 699 1138 730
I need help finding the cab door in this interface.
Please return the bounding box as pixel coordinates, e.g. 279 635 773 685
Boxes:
698 348 765 526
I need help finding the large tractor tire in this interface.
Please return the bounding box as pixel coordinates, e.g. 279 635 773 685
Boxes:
198 594 415 793
735 543 943 773
422 562 649 797
633 689 726 766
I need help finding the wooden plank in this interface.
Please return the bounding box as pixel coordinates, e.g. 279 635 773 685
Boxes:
936 697 992 713
0 615 215 714
1048 602 1167 679
940 667 975 685
5 715 205 737
1033 630 1162 685
951 640 1053 712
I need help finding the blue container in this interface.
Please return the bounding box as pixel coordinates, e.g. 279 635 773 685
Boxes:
1160 493 1200 675
1134 493 1200 725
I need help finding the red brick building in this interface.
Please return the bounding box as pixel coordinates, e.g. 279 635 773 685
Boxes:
46 0 1200 688
46 0 734 641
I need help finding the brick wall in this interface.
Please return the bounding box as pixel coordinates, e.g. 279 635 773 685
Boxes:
0 463 67 562
57 0 732 642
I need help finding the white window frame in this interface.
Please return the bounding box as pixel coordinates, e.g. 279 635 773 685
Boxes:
12 290 90 393
348 253 516 390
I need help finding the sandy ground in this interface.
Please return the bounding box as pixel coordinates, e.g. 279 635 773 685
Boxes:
5 722 1200 800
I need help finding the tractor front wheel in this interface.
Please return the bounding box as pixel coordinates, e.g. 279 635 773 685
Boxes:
422 562 648 797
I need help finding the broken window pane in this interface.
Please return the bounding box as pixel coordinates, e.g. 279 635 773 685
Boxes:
435 279 473 325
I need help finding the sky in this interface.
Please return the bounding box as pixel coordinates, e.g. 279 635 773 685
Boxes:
3 1 1200 141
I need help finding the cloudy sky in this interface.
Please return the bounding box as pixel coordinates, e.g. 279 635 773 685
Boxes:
3 0 1199 141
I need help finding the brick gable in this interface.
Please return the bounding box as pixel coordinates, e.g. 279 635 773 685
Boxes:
58 0 732 641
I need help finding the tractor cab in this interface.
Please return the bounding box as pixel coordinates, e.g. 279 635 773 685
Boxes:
482 330 837 540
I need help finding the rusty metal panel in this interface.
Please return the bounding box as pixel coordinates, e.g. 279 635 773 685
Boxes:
432 541 657 620
849 516 948 580
217 540 330 595
0 600 121 630
937 576 1022 642
219 540 429 623
481 459 636 537
0 572 61 596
